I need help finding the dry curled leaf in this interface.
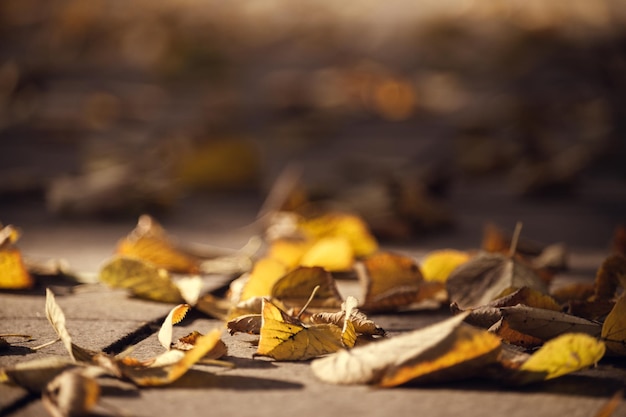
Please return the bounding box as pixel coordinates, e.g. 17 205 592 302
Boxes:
45 288 76 361
0 357 77 393
271 266 343 311
593 255 626 302
311 312 502 386
310 298 385 337
158 304 191 350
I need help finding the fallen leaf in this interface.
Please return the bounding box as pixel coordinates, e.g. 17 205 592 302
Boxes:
42 369 101 417
239 257 289 302
514 333 606 384
45 288 76 361
171 331 228 361
499 305 602 342
297 212 379 258
158 304 191 350
299 236 354 272
0 225 34 289
593 255 626 301
119 328 223 386
601 294 626 355
227 314 262 335
0 357 77 393
267 238 312 269
357 251 423 312
311 312 502 386
310 299 386 337
421 249 471 283
99 256 184 303
271 266 343 311
256 298 354 361
446 252 547 310
116 215 200 273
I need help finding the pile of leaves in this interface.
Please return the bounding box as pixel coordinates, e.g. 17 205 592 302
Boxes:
1 205 625 415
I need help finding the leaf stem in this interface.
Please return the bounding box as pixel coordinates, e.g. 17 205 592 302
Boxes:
296 285 321 320
509 222 523 258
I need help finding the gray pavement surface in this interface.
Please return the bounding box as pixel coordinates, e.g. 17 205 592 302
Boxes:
2 180 626 417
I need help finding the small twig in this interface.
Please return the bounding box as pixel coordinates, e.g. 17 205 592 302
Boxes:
296 285 321 320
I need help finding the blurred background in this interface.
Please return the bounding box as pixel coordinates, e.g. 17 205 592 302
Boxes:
1 0 625 248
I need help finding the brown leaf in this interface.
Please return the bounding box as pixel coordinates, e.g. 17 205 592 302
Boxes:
446 252 547 310
593 254 626 301
357 251 423 312
271 266 343 311
42 369 100 417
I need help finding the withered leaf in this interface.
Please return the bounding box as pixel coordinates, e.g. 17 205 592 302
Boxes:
593 254 626 301
310 298 385 337
119 328 222 386
446 252 547 310
256 298 355 361
0 357 78 393
99 256 184 304
158 304 191 350
601 294 626 356
116 215 201 273
357 251 424 312
271 266 343 311
311 312 502 386
45 288 76 361
500 305 602 341
227 314 262 335
42 369 101 417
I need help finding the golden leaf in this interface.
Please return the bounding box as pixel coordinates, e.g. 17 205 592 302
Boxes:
297 212 378 257
256 299 353 361
421 249 470 283
99 256 184 304
116 215 200 274
358 251 423 312
515 333 606 384
300 236 354 272
601 294 626 356
239 257 289 302
267 238 312 269
0 225 33 290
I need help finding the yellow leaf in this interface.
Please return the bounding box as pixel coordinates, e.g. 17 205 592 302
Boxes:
257 299 351 361
300 236 354 272
239 257 289 302
116 215 200 274
602 295 626 356
358 251 423 312
0 247 33 290
0 225 33 290
516 333 606 383
99 256 184 303
267 238 312 268
421 249 470 283
298 212 378 257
